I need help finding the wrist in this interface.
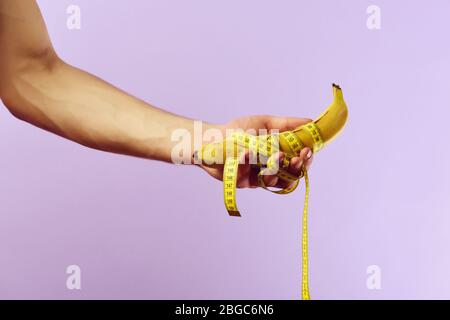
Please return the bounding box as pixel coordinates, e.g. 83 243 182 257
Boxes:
190 121 224 166
167 119 225 166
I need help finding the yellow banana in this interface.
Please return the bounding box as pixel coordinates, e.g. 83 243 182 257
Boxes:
288 83 348 152
196 83 347 163
194 84 348 300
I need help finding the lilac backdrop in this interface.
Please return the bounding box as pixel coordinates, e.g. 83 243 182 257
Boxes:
1 0 450 299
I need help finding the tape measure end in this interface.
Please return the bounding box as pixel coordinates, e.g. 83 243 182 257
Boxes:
228 211 241 217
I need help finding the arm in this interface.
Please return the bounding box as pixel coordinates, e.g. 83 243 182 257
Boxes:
0 0 205 162
0 0 312 188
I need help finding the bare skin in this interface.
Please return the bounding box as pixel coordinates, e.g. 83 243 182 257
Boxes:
0 0 312 189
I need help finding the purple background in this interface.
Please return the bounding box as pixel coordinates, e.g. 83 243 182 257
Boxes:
1 0 450 299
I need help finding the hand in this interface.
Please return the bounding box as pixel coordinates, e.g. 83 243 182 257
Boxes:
199 115 314 189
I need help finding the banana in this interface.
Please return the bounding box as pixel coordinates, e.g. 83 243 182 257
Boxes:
287 83 348 153
194 84 348 300
195 83 348 165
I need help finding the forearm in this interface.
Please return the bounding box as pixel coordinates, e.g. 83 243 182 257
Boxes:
2 58 211 162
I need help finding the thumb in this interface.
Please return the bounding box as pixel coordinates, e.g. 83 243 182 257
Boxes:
266 116 313 132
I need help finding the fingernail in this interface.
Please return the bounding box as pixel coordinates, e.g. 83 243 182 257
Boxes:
306 149 312 159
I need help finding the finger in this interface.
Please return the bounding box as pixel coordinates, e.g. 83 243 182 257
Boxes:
304 153 314 171
248 165 262 189
299 147 313 171
285 148 311 178
287 156 304 177
261 152 285 188
275 177 297 190
266 116 313 132
236 150 253 189
274 148 312 189
274 156 302 189
245 150 261 189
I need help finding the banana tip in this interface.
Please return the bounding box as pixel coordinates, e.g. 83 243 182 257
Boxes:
332 83 341 90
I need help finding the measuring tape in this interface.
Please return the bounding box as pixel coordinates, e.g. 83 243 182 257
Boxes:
217 122 324 300
195 84 348 300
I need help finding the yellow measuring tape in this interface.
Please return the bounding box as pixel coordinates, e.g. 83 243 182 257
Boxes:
220 123 324 300
196 84 349 300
